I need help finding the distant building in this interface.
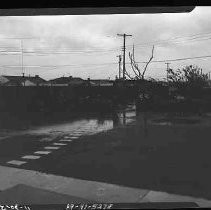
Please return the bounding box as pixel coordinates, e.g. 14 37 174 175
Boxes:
69 77 85 86
114 79 138 87
0 75 46 86
86 79 114 87
49 76 84 86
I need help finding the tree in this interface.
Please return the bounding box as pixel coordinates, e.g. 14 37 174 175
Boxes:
128 45 155 80
167 65 209 89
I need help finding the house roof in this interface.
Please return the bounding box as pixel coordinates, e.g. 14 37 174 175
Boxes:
2 75 46 84
49 76 84 84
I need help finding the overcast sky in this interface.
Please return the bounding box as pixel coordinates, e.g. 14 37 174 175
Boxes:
0 6 211 80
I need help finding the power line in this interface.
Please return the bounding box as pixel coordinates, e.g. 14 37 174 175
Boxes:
1 34 211 56
124 55 211 64
127 31 211 48
150 55 211 63
0 49 119 55
0 62 117 68
1 54 211 69
1 33 211 55
1 31 211 53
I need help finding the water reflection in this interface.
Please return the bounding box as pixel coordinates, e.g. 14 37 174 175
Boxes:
0 105 137 139
28 109 136 137
112 112 120 127
143 112 148 137
136 111 149 138
123 111 126 125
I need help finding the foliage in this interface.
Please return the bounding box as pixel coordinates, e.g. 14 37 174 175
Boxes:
167 65 209 89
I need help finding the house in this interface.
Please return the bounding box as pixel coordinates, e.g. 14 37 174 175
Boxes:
85 79 114 87
69 77 85 86
0 75 46 86
49 76 84 86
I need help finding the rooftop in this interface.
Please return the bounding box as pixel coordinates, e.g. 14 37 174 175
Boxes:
2 75 46 84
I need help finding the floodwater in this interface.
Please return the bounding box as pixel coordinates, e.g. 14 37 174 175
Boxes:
0 104 136 140
151 118 201 126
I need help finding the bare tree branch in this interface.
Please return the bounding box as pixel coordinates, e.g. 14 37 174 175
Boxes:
128 44 143 79
142 45 154 79
124 68 133 80
132 44 142 78
128 44 155 80
129 52 141 78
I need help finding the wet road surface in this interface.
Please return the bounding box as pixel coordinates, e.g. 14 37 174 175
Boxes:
0 106 136 168
2 110 211 200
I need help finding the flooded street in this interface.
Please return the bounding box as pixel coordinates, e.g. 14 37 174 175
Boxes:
0 104 136 141
2 106 211 200
0 104 137 168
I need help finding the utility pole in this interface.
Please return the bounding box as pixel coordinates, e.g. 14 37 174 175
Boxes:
20 39 24 76
117 33 132 80
15 37 40 77
0 37 39 76
207 71 211 80
165 62 171 82
116 55 122 79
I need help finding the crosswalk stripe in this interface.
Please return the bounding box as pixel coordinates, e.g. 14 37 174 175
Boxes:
53 143 67 146
21 155 41 160
34 151 52 155
7 160 27 166
59 139 72 142
44 146 60 150
64 136 72 139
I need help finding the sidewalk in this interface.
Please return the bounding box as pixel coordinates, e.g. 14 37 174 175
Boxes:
0 165 211 207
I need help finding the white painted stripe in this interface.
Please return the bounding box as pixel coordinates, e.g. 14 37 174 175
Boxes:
53 143 67 146
62 136 79 140
59 139 72 142
70 136 79 139
40 137 54 142
64 136 71 139
44 146 60 150
34 151 52 155
72 134 82 137
21 155 41 160
7 160 27 166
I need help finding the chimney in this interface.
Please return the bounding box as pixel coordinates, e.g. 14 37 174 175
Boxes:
22 73 25 78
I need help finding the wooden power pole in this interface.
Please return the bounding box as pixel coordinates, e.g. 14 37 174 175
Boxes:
117 33 132 80
165 62 171 81
116 55 122 79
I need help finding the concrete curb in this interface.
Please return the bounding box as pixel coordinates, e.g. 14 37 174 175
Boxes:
0 165 211 207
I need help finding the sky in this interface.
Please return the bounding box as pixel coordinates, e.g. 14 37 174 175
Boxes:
0 6 211 80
